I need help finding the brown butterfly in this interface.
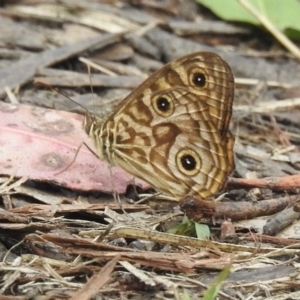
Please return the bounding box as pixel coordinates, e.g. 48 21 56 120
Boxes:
84 52 235 200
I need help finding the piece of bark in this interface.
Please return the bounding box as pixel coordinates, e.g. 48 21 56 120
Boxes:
70 256 119 300
0 33 123 96
0 16 46 50
263 207 300 236
180 195 297 221
168 20 251 36
91 42 134 61
35 68 142 88
127 35 161 60
220 219 239 243
226 265 295 284
243 233 300 246
132 53 164 73
228 174 300 191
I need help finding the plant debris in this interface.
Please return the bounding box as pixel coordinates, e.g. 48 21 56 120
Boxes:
0 1 300 299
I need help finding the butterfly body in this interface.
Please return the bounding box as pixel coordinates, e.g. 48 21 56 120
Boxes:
85 52 235 200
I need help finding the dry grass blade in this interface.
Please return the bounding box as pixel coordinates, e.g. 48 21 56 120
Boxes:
70 255 120 300
234 97 300 113
119 260 156 287
0 176 27 194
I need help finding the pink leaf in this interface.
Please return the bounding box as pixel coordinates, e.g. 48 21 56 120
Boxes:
0 102 148 193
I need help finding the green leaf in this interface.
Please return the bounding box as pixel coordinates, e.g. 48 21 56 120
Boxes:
203 264 231 300
195 222 210 240
168 215 196 236
196 0 300 40
168 216 211 239
182 289 192 300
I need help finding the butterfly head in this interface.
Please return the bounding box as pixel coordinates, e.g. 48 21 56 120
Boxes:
83 112 111 162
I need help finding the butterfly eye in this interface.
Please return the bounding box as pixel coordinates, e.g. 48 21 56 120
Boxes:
153 95 174 117
176 149 201 176
191 72 206 87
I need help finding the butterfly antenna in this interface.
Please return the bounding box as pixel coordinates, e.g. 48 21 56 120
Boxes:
86 62 96 122
34 81 92 117
78 57 97 114
87 64 94 94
